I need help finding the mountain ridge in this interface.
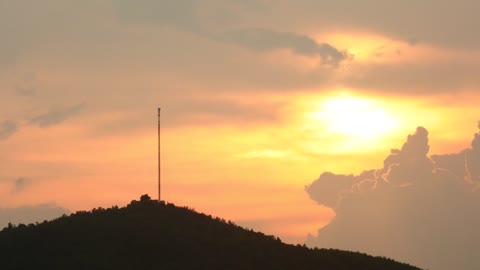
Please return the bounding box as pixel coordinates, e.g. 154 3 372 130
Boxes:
0 195 421 270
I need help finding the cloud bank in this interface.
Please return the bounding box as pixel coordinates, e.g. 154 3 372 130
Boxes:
305 123 480 270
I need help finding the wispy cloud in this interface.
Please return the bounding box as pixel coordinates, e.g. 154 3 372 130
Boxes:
30 103 86 128
115 1 348 66
217 28 350 66
15 87 36 96
11 177 30 194
0 121 17 140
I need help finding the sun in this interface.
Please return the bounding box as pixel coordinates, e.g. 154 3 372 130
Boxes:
307 95 400 139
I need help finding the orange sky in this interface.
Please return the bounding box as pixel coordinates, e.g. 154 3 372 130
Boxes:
1 88 479 243
1 1 480 248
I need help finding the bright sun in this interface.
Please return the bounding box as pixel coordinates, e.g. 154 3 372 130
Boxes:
308 95 400 139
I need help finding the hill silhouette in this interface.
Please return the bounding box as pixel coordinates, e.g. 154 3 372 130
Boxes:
0 195 421 269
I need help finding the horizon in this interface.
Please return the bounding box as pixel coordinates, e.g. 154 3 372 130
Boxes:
1 1 480 270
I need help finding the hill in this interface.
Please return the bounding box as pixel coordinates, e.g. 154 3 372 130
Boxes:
0 195 421 269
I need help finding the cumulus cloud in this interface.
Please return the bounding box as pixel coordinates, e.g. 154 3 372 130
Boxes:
305 170 375 209
30 103 85 128
0 121 17 140
0 204 69 229
466 121 480 185
305 123 480 270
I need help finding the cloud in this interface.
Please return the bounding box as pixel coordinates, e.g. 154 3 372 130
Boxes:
305 123 480 270
341 61 480 94
115 1 348 65
0 121 17 140
11 178 30 193
0 204 69 229
465 122 480 185
286 0 480 49
0 0 479 96
115 0 198 31
115 0 265 30
30 103 85 128
15 72 38 96
88 95 284 137
114 0 480 51
165 97 282 125
115 0 480 50
15 87 36 96
305 170 374 209
216 28 350 66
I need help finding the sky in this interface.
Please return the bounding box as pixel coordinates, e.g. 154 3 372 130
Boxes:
1 1 479 269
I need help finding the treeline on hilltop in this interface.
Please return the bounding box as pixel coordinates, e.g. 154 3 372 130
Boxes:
0 195 421 270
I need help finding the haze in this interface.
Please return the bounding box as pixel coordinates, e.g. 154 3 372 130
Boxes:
1 1 479 269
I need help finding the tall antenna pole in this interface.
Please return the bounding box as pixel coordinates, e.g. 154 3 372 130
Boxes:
158 107 161 202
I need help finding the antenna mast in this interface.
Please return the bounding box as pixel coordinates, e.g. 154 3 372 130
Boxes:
158 107 161 202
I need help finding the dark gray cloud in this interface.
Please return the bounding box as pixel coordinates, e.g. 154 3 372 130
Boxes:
305 123 480 270
30 103 85 128
217 28 349 66
115 1 348 65
0 121 17 140
0 203 69 229
4 0 474 95
115 0 480 50
11 178 30 194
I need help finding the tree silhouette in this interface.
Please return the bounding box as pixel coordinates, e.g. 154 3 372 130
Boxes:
0 195 422 270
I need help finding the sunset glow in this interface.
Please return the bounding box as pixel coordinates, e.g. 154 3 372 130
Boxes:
1 2 480 269
307 95 400 139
